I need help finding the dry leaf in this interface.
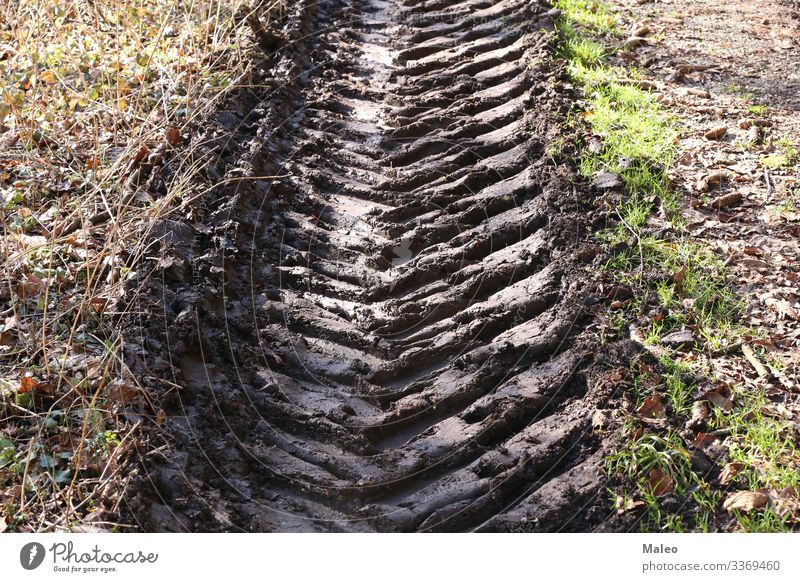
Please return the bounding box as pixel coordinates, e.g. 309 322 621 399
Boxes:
764 297 799 321
0 314 19 345
672 265 687 291
19 375 52 395
105 379 140 404
637 392 665 418
719 462 745 484
704 386 733 412
723 490 769 513
165 126 181 146
709 191 743 210
770 487 800 519
694 432 718 446
15 273 44 299
648 468 674 496
704 126 727 140
615 495 645 513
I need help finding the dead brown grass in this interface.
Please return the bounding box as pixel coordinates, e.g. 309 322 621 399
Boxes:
0 0 282 531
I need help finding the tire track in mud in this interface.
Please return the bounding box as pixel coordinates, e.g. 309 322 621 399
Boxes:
126 0 625 532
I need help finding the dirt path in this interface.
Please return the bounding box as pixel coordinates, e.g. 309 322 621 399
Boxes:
121 0 625 532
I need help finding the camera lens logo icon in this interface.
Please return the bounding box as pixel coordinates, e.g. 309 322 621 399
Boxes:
20 542 46 570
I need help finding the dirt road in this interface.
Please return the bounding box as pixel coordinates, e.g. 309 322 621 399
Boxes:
126 0 619 532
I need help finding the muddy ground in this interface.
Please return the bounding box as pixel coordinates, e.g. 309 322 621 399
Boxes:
120 0 629 532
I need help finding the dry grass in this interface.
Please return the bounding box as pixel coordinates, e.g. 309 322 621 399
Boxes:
1 0 281 531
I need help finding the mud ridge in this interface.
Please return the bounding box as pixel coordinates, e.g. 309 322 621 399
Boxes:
123 0 621 532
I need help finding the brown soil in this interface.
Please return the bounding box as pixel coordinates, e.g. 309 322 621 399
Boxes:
119 0 626 532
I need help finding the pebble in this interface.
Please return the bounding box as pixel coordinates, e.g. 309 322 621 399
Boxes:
624 36 647 49
661 330 696 348
593 171 623 191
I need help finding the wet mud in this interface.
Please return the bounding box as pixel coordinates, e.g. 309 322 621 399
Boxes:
124 0 625 532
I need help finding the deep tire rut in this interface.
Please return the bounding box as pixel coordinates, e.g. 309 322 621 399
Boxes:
128 0 620 532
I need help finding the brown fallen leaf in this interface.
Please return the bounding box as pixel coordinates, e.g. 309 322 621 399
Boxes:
709 191 742 210
615 495 645 514
694 432 718 446
705 389 733 413
687 88 711 98
0 314 19 346
763 297 799 321
165 126 181 146
647 468 674 496
15 272 45 299
637 392 665 418
719 462 746 484
770 487 800 519
704 126 727 140
672 265 687 291
19 375 53 395
723 490 769 513
106 379 140 405
696 171 728 192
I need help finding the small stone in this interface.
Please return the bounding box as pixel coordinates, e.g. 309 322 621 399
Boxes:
704 126 727 140
593 171 623 190
633 25 651 37
661 329 695 348
624 36 647 50
592 410 608 430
